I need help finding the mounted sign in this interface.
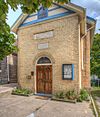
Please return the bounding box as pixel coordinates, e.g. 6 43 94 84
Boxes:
38 43 48 49
62 64 74 80
34 31 53 40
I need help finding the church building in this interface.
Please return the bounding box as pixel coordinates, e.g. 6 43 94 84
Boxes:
11 3 96 95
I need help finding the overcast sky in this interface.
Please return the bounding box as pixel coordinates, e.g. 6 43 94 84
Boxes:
7 0 100 33
71 0 100 33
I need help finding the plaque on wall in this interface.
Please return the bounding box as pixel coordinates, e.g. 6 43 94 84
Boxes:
34 31 53 40
38 43 48 49
62 64 74 80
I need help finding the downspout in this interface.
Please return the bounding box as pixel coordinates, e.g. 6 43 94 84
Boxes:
7 56 10 83
81 25 95 70
78 19 94 89
78 18 84 89
79 23 95 88
78 23 81 89
81 25 95 39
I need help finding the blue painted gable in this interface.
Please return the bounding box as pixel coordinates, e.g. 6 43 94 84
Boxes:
20 4 75 27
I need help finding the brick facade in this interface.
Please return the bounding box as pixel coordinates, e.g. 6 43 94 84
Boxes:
81 31 91 88
12 3 96 94
17 15 81 93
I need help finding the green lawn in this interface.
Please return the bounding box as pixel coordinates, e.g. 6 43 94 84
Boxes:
91 87 100 97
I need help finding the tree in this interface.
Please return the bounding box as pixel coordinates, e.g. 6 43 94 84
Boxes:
0 0 69 61
91 33 100 78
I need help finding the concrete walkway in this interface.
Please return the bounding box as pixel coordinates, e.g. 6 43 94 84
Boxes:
0 92 94 117
0 83 17 94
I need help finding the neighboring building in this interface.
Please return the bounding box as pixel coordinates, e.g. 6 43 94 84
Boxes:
91 75 98 80
11 3 96 95
0 58 8 84
0 42 17 84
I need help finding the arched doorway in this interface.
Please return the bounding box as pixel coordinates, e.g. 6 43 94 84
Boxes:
36 57 52 94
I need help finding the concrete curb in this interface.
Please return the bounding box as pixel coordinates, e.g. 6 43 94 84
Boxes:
90 95 98 117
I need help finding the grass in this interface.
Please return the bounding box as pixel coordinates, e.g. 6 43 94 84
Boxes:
91 87 100 97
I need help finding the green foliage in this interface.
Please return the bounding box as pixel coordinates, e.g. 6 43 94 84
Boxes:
54 90 77 100
65 90 77 100
91 87 100 97
12 88 32 95
54 89 89 102
0 28 18 60
0 0 69 60
77 89 89 102
54 91 65 99
91 33 100 78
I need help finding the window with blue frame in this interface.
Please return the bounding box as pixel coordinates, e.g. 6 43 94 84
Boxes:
62 64 74 80
38 6 48 19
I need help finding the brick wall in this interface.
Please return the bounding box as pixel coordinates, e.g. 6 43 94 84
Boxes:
81 31 91 88
17 14 80 93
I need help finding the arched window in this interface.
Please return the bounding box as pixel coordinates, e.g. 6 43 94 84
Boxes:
37 57 51 64
38 6 48 19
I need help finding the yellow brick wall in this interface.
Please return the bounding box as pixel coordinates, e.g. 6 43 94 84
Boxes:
81 31 91 88
17 15 80 93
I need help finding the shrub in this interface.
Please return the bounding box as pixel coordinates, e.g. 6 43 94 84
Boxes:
54 91 65 99
77 89 89 102
53 89 90 102
65 90 77 100
12 88 32 95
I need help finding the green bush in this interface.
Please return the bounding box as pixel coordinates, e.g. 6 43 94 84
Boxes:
12 88 32 95
53 89 90 102
54 91 65 99
77 89 89 102
65 90 77 100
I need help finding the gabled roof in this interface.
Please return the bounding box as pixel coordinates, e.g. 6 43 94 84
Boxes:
11 14 28 33
11 2 96 42
11 3 86 34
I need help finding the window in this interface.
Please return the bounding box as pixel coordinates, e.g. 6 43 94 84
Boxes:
62 64 74 80
37 57 51 64
38 6 48 19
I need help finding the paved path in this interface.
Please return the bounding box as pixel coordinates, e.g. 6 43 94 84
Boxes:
0 83 17 93
0 92 94 117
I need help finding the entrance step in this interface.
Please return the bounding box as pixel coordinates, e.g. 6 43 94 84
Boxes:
35 93 52 100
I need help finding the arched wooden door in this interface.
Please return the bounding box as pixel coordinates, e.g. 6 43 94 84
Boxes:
36 57 52 94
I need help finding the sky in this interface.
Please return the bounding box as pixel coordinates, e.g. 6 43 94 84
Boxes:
7 0 100 33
